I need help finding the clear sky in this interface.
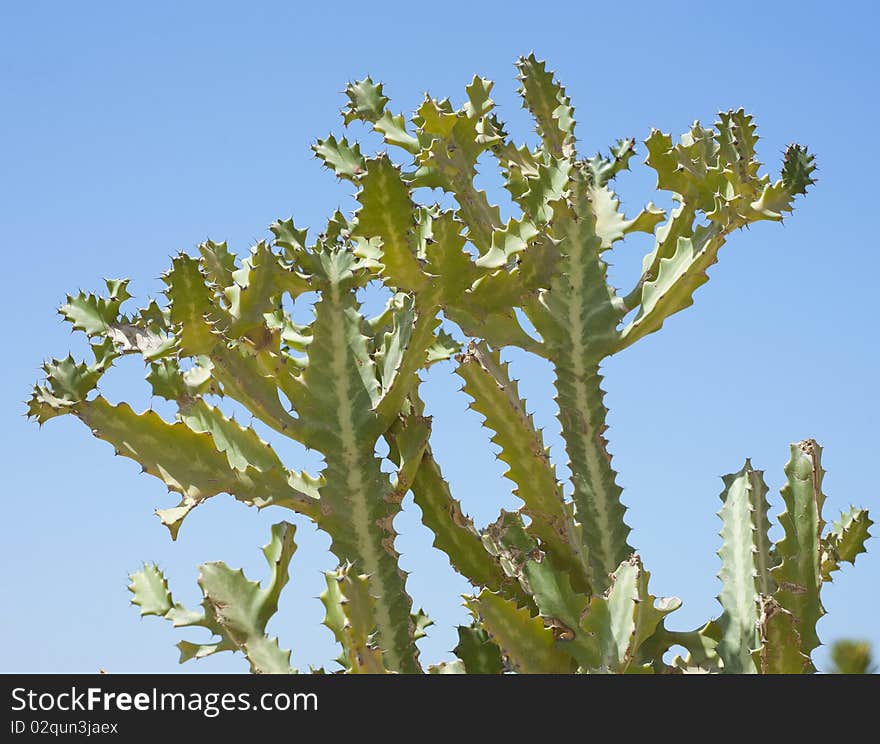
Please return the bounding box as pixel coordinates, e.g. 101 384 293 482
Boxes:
2 1 877 673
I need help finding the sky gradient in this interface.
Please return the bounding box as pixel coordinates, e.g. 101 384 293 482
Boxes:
2 1 877 673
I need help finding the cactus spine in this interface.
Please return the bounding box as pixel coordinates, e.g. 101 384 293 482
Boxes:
30 55 871 673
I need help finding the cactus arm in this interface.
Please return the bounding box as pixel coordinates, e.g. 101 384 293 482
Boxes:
224 241 310 339
517 179 631 590
28 353 322 534
209 345 308 442
342 76 389 125
354 156 428 293
752 144 817 219
384 396 530 605
164 252 313 443
516 158 572 224
591 186 665 252
198 239 237 290
344 94 557 354
715 461 775 673
616 224 725 351
752 595 811 674
318 572 350 672
446 305 547 358
579 555 680 673
473 216 539 270
164 254 221 355
404 440 527 604
421 210 478 300
58 278 132 336
129 522 297 673
492 138 540 189
821 507 873 581
829 640 875 674
373 296 442 432
456 341 590 592
483 512 595 668
460 233 560 336
339 76 430 167
621 202 697 312
637 621 721 673
186 522 298 673
411 608 433 642
407 445 493 587
175 398 290 474
72 397 320 536
128 563 186 619
520 556 592 668
269 217 309 258
60 283 175 362
312 135 367 182
770 440 826 661
617 127 816 349
551 358 628 591
360 207 501 350
290 261 420 673
463 75 495 118
105 319 175 361
618 125 707 312
374 294 417 393
426 328 461 365
515 54 576 159
374 110 421 154
585 138 638 187
60 280 173 360
256 522 299 626
411 97 503 255
452 625 504 674
320 564 389 674
466 590 574 673
383 413 430 501
28 349 109 424
341 77 421 155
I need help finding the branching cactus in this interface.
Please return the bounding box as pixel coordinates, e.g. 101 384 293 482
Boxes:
29 55 872 673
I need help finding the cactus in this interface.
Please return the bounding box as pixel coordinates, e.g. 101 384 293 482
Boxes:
129 522 297 673
29 55 871 674
829 640 875 674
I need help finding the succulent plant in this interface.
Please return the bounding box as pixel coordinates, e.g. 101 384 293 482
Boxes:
30 55 871 673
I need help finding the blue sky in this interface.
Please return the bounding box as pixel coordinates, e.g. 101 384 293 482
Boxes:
2 1 877 673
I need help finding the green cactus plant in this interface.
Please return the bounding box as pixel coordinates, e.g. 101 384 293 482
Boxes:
29 54 872 674
829 639 875 674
